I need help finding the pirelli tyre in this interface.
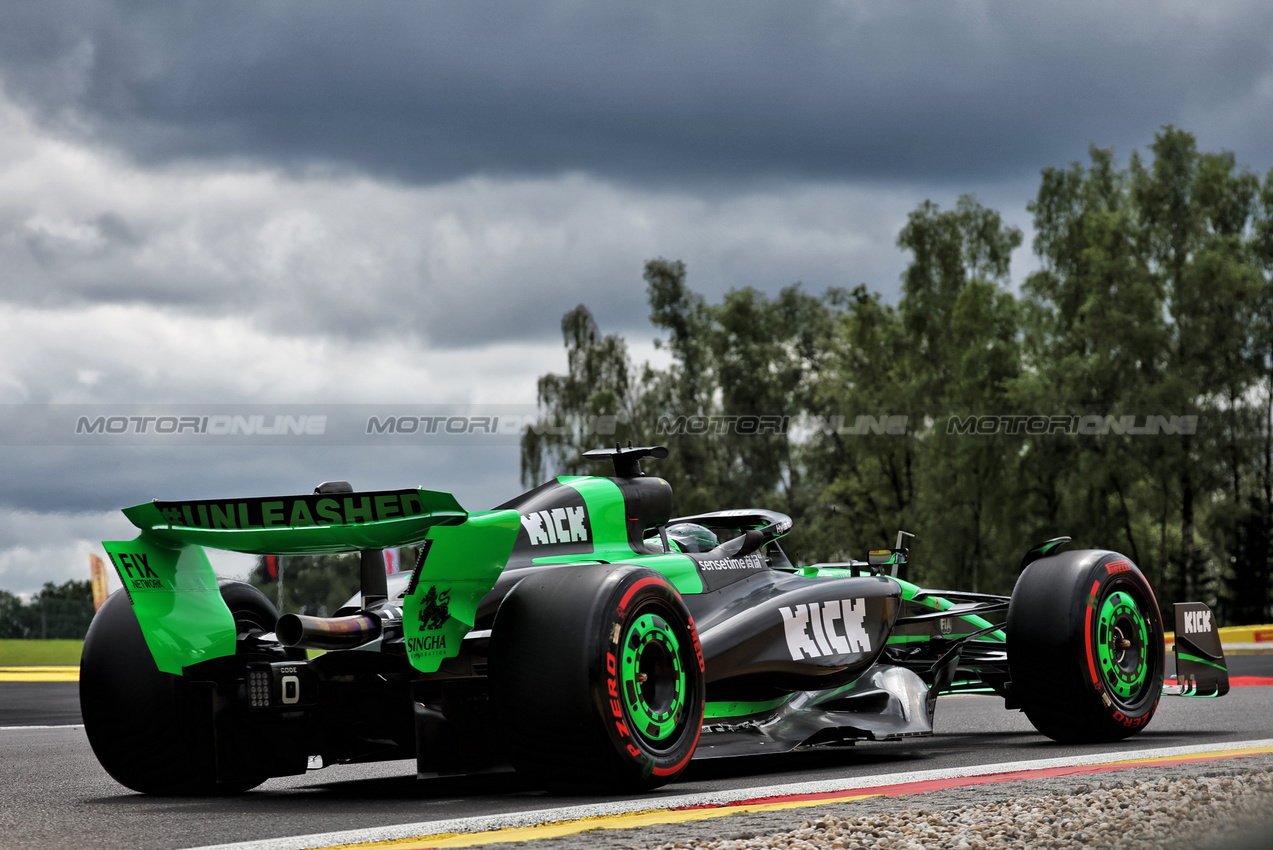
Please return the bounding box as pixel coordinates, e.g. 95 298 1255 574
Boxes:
489 565 705 791
1007 550 1165 743
80 581 284 794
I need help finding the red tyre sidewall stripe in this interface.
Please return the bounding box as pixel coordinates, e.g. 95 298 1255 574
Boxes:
1084 579 1101 687
617 575 668 617
652 719 703 776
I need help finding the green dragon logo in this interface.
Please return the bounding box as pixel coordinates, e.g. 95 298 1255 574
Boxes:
418 585 451 630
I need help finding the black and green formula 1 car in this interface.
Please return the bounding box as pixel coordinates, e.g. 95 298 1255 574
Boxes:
82 445 1230 795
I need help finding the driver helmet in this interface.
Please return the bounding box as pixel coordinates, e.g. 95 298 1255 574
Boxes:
664 522 720 554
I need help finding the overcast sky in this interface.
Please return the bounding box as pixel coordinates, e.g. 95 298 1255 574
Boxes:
2 1 1272 598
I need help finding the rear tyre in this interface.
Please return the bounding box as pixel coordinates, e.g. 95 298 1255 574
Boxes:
489 565 705 791
80 582 282 794
1007 550 1164 743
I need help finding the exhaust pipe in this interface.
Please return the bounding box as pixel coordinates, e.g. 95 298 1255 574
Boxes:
271 538 395 651
276 612 382 650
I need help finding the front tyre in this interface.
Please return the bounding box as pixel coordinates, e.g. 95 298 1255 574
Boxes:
1007 550 1164 743
489 565 705 791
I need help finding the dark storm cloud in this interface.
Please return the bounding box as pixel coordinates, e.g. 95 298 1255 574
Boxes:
0 443 521 516
0 443 522 595
4 1 1271 188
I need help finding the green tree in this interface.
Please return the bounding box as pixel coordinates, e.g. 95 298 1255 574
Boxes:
1021 129 1268 618
1222 161 1273 623
0 589 35 639
1130 129 1264 606
706 283 835 513
18 580 96 639
523 260 836 522
520 304 643 488
1019 144 1168 586
642 258 724 512
645 261 838 517
800 285 914 562
883 195 1023 590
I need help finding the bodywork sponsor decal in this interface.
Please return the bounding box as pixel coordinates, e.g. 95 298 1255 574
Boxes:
779 598 871 660
418 585 451 629
1182 609 1212 635
112 551 164 590
691 547 769 592
696 553 766 572
146 491 438 530
407 585 453 655
521 506 590 545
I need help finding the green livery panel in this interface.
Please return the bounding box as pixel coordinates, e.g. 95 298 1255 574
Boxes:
101 533 238 674
514 476 705 595
403 510 521 673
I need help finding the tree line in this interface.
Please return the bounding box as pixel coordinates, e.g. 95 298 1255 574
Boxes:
0 580 95 639
521 127 1273 626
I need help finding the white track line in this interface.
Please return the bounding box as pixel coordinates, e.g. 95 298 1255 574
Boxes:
0 724 82 731
183 738 1273 850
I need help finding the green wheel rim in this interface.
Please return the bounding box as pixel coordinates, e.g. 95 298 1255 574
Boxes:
1096 589 1149 701
619 611 686 744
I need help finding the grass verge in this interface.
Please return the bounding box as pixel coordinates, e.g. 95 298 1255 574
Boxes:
0 639 84 666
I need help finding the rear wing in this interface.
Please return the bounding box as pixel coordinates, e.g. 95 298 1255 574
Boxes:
102 488 507 675
119 488 466 554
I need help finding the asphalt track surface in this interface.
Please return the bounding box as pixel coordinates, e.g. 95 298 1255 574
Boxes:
2 658 1272 850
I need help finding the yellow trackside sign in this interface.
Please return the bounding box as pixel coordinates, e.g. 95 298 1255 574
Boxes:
90 553 109 611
